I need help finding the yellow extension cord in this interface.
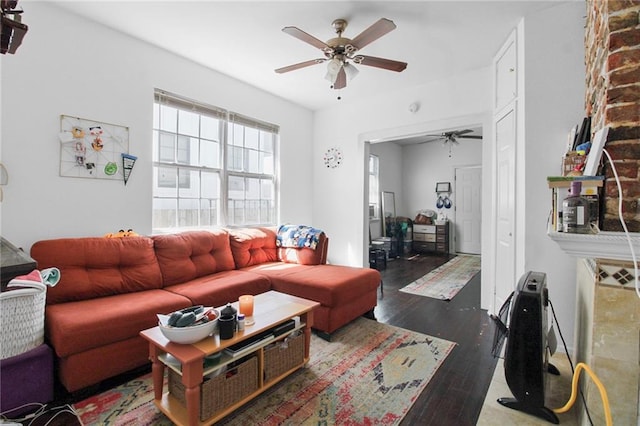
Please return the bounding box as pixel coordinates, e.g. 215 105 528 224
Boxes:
553 362 612 426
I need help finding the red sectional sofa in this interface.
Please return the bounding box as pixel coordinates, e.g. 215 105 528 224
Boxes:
30 227 381 393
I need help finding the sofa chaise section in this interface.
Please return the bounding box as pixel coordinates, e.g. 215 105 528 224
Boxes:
249 263 380 334
228 227 381 335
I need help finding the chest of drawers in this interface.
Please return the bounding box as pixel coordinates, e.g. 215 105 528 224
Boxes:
413 222 449 254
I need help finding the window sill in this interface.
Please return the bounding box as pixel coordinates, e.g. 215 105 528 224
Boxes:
548 229 640 261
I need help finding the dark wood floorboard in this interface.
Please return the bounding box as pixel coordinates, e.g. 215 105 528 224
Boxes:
376 253 498 426
20 252 497 425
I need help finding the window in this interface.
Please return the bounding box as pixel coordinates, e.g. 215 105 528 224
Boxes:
152 90 278 231
369 154 379 219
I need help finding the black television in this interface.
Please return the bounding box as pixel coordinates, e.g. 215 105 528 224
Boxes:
493 271 559 424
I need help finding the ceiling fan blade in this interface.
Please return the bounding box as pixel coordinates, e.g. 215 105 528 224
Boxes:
350 18 396 50
275 58 325 74
282 26 328 50
417 136 443 145
457 135 483 140
333 67 347 90
453 129 473 136
356 55 407 72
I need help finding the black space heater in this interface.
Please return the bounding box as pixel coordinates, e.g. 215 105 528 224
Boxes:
492 271 560 424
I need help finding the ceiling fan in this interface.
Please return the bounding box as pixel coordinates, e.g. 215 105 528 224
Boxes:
423 129 483 144
421 129 483 157
275 18 407 90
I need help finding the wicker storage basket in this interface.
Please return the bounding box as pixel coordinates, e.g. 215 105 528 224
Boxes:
0 284 46 360
169 355 258 421
264 332 304 383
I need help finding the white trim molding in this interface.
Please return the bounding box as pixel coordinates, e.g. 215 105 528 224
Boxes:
548 230 640 262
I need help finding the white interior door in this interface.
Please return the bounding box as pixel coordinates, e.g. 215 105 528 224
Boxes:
455 166 482 254
494 107 516 312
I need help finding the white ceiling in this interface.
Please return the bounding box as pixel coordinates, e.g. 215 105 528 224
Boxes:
50 1 565 112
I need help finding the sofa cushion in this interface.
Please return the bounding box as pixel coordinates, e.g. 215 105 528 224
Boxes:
152 230 236 287
45 289 190 357
164 270 271 308
31 237 163 304
242 263 381 308
228 227 278 268
229 227 326 267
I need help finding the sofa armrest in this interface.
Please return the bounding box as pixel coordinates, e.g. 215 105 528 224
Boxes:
229 227 328 268
277 233 328 265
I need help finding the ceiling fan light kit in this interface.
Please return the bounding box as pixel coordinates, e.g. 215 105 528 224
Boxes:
324 57 343 83
343 62 359 80
276 17 407 93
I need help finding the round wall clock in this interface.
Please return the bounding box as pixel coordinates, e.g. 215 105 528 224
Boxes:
323 147 343 168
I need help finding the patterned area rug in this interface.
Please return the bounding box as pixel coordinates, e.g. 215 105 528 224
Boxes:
73 318 455 425
399 255 481 300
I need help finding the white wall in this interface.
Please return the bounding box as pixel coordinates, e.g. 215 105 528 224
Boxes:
402 138 482 220
522 3 586 351
0 3 314 251
313 68 491 267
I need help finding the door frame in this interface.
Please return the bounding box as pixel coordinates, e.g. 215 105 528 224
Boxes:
360 113 490 266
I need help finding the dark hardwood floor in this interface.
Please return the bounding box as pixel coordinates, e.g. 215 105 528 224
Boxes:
14 252 497 425
375 253 498 426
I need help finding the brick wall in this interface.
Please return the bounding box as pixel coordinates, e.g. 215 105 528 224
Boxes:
585 0 640 232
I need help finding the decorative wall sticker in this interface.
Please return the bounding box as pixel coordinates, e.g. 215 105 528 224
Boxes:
121 153 137 185
104 162 118 176
89 126 104 151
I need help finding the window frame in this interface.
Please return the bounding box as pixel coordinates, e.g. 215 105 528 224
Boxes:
369 154 380 219
152 90 279 232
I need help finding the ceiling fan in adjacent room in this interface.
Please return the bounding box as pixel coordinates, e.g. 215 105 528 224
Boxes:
421 129 483 157
275 18 407 91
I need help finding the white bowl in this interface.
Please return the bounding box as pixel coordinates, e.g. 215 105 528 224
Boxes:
158 311 218 344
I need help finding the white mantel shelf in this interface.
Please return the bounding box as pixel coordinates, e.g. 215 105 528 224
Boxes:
548 230 640 261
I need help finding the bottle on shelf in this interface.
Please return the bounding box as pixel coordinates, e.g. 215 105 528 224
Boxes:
562 181 590 233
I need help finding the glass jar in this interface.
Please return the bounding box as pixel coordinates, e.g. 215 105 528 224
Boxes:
562 181 590 233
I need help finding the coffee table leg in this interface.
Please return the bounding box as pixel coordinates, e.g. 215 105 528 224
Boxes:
302 310 314 359
185 385 199 426
149 345 165 401
182 359 204 426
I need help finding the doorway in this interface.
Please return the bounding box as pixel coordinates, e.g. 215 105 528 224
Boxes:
454 166 482 254
361 113 488 267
